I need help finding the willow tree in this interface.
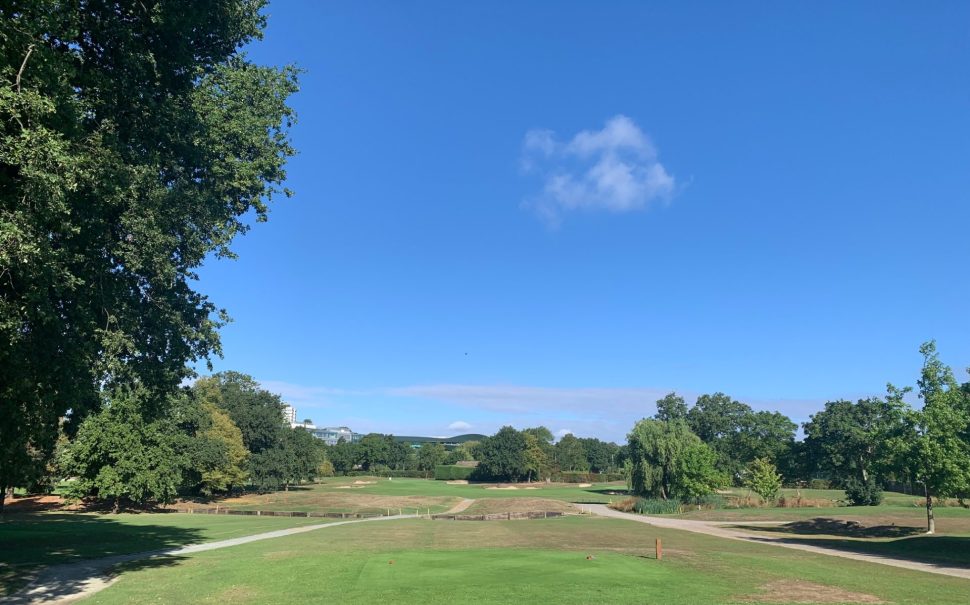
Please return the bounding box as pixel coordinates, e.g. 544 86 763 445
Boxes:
0 1 298 510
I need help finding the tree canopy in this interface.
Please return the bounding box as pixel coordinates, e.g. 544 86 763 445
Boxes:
0 0 298 505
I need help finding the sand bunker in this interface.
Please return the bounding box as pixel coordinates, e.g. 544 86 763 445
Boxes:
577 483 592 487
485 486 518 490
446 480 469 485
353 480 376 485
742 580 884 604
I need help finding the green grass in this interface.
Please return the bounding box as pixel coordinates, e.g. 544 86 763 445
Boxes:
0 512 326 596
84 516 970 604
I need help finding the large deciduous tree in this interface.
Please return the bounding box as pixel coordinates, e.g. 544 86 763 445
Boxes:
60 387 186 511
0 0 298 506
477 426 528 482
802 393 908 505
906 341 970 533
627 419 722 500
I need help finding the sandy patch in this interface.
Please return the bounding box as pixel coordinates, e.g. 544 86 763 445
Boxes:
463 498 577 515
485 486 518 490
353 480 376 485
523 487 539 490
741 580 885 604
335 485 366 489
446 480 469 485
576 483 592 487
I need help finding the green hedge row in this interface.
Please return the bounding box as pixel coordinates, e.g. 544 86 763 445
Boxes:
337 470 431 478
554 471 625 483
434 465 477 481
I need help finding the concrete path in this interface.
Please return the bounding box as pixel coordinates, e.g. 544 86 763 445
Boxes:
2 513 417 605
587 504 970 580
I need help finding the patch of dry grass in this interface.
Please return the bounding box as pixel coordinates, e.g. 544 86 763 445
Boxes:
462 498 577 515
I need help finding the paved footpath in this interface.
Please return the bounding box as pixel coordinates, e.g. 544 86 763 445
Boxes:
1 513 417 605
587 504 970 580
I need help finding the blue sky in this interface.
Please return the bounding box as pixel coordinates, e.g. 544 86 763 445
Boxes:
196 1 970 442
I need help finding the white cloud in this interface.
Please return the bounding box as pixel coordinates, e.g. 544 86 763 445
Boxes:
521 115 676 225
556 428 573 438
448 420 472 431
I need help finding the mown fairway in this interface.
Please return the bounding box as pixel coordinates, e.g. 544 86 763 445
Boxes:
81 516 970 605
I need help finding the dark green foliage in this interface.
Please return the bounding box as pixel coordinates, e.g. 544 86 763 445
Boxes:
195 373 286 456
802 395 908 494
578 437 620 473
685 393 797 482
434 465 476 481
844 476 883 506
554 434 590 472
654 392 689 422
60 388 186 508
476 426 528 481
0 1 298 505
416 443 447 473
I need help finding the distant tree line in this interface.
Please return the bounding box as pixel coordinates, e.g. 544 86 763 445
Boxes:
626 341 970 533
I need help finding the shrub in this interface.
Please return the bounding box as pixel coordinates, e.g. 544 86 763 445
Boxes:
633 497 682 515
608 497 638 513
809 479 832 490
844 477 883 506
434 465 476 481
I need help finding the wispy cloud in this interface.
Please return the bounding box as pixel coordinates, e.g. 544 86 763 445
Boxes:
521 115 676 226
255 378 833 442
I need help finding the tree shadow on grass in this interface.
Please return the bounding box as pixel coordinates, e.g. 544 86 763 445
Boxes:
737 517 925 539
0 513 206 598
738 518 970 568
1 553 189 605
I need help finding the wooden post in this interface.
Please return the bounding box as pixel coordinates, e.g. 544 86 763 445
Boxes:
655 538 663 560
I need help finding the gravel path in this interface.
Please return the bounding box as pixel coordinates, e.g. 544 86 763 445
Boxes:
1 513 417 605
442 498 475 514
587 504 970 580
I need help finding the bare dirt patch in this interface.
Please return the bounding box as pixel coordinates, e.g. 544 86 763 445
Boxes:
463 498 577 515
741 580 885 604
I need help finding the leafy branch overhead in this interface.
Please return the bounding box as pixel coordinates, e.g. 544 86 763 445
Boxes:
0 0 299 505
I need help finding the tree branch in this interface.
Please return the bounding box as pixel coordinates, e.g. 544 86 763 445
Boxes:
15 44 35 93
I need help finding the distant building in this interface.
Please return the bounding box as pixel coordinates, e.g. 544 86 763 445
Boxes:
282 405 297 427
310 426 362 446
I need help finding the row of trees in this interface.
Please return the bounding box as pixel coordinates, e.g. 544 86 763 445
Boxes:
323 426 624 482
626 342 970 533
34 372 324 511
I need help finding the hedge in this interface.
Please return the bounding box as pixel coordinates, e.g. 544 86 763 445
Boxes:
434 465 477 481
554 471 625 483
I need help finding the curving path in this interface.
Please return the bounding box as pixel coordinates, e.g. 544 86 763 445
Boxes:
1 513 418 605
587 504 970 580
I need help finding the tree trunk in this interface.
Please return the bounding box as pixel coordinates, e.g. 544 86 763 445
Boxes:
925 484 935 534
0 485 6 514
